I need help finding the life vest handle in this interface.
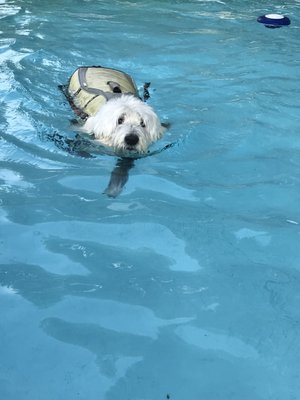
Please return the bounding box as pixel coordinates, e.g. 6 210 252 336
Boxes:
107 81 122 93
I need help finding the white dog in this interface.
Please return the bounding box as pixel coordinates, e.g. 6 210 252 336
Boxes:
81 94 165 156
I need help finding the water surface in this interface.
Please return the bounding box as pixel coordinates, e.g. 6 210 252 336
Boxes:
1 1 300 399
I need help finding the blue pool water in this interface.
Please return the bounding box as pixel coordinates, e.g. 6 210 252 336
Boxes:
1 1 300 399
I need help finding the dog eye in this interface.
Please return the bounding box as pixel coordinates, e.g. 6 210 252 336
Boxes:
118 115 125 125
140 119 146 128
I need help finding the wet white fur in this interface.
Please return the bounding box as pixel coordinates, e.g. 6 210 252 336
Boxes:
81 95 165 154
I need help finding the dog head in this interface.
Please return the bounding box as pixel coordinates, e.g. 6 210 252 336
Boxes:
82 95 166 155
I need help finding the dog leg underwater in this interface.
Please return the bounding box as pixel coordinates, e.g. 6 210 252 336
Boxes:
104 158 135 198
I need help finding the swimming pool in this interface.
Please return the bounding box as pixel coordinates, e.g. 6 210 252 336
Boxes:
1 0 300 399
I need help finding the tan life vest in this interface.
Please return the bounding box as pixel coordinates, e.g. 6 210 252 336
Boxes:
66 66 139 119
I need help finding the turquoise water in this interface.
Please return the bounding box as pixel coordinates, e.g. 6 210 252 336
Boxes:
1 0 300 399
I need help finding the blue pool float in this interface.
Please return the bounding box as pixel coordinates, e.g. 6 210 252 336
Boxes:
257 13 291 28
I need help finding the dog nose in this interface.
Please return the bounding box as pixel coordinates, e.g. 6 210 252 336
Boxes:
125 133 139 146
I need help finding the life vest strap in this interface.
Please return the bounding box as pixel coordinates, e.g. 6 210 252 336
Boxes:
78 67 108 98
